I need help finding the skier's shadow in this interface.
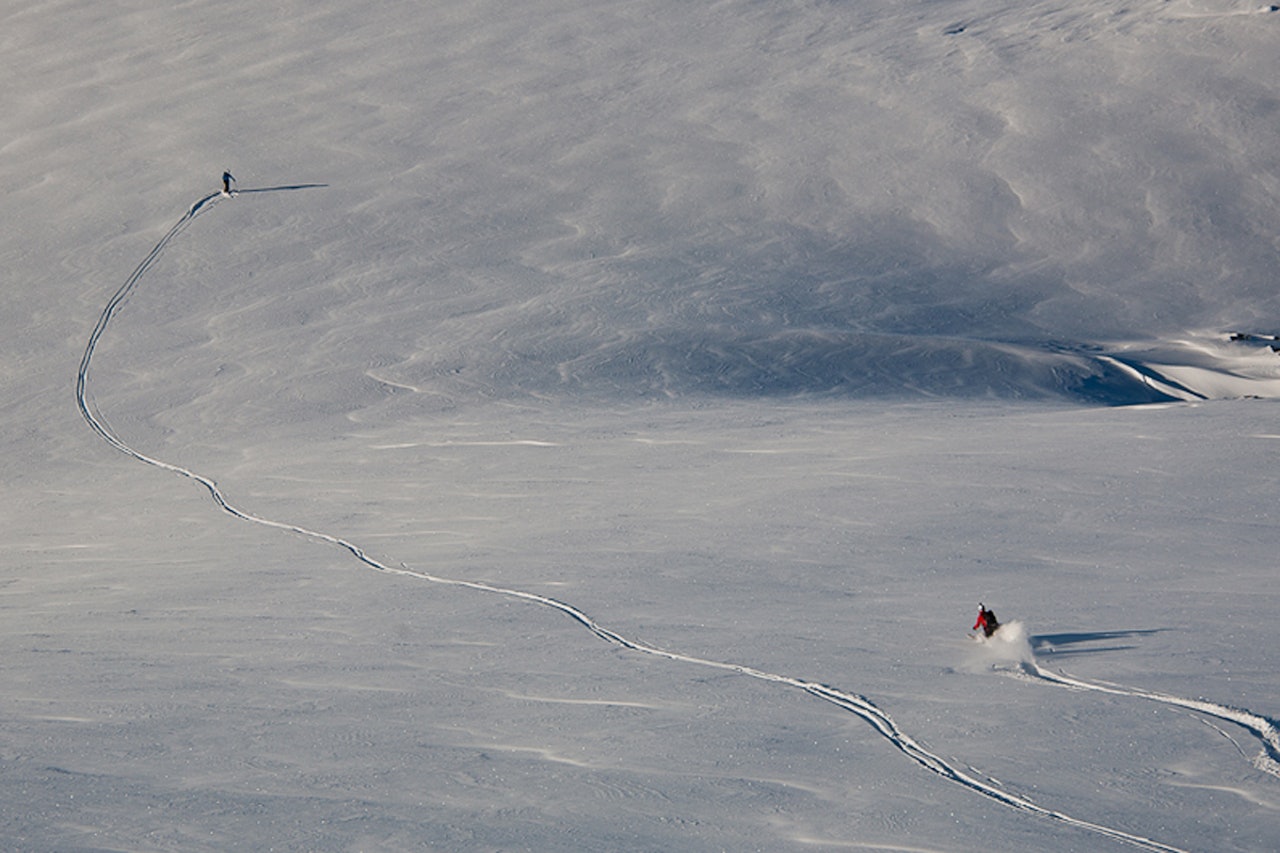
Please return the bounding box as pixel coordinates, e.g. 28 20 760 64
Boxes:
237 183 329 194
1030 629 1165 657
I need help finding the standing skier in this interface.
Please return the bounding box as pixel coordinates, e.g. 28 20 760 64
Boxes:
222 170 235 195
973 603 1000 638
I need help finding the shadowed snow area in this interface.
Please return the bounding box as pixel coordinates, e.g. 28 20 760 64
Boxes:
7 0 1280 407
3 0 1280 851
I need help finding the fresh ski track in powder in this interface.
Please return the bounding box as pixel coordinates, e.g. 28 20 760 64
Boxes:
1015 658 1280 779
76 191 1278 852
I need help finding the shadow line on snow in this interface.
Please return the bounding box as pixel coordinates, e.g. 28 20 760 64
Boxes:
75 191 1203 853
1031 629 1167 656
237 183 329 194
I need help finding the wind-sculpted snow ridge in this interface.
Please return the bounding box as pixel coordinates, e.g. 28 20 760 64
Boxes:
77 195 1190 853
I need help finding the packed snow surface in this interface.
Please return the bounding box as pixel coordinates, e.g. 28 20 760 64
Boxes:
3 0 1279 850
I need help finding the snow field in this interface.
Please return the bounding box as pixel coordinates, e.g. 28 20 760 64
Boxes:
4 0 1280 849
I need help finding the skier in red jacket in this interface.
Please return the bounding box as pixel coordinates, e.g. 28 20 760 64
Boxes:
973 603 1000 638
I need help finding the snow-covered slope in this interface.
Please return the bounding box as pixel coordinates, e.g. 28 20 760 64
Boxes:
3 0 1279 850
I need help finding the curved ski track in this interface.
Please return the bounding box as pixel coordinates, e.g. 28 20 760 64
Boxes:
77 193 1245 853
1013 660 1280 780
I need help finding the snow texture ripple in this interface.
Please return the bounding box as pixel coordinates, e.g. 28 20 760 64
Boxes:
77 191 1274 853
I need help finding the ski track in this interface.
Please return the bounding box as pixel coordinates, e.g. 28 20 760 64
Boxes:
75 194 1216 853
1013 659 1280 780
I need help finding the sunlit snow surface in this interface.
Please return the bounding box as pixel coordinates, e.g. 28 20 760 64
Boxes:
4 0 1280 850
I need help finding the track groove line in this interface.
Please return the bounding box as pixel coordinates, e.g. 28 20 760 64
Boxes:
76 193 1192 853
1015 659 1280 779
